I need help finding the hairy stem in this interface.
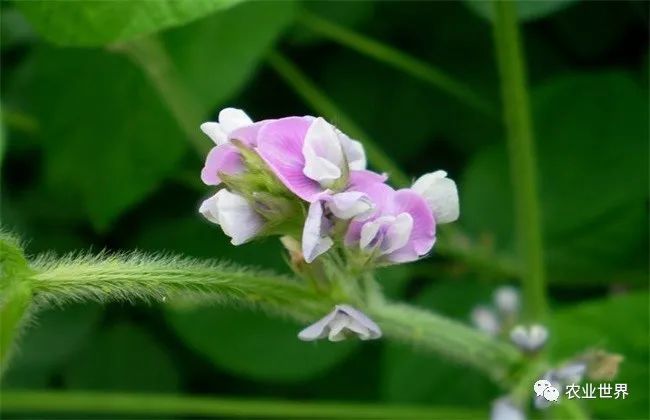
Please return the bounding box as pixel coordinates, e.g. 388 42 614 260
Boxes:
0 391 485 419
298 10 496 118
267 51 410 187
369 301 521 380
491 0 547 321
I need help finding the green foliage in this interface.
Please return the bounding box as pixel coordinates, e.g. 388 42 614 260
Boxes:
551 292 649 419
166 306 358 383
462 72 649 284
63 322 180 392
465 0 578 22
16 0 242 47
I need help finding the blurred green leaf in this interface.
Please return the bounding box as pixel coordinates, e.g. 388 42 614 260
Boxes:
381 280 497 405
10 2 295 231
2 304 102 389
461 72 649 284
464 0 578 22
551 292 649 419
63 322 180 392
167 306 358 383
16 0 241 47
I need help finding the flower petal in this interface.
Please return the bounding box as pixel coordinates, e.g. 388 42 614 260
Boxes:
412 170 459 224
382 212 413 254
212 189 263 246
200 122 228 146
302 201 334 263
328 191 374 220
297 310 338 341
339 134 366 171
256 117 322 201
218 107 253 133
392 189 435 255
198 194 220 224
302 118 345 187
200 144 244 186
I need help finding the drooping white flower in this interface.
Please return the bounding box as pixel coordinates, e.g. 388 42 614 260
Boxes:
200 108 253 146
510 324 549 352
298 304 382 342
471 306 501 336
411 170 459 224
199 189 263 246
494 286 520 314
491 397 525 420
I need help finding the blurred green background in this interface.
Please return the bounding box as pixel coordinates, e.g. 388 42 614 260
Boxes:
0 1 648 419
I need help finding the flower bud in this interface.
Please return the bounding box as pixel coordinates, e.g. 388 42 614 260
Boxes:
510 324 549 352
199 189 264 245
412 170 459 224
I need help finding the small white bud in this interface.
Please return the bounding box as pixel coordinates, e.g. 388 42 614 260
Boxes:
298 304 382 342
510 324 549 352
471 306 501 336
199 189 264 246
494 286 520 314
411 170 459 224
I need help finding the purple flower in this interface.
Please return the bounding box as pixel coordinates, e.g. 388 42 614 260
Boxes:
298 304 382 341
345 182 435 264
200 108 271 186
256 116 367 202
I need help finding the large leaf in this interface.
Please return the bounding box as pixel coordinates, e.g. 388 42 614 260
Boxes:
9 2 295 231
461 72 649 284
62 322 180 392
16 0 241 47
1 304 102 389
167 305 359 383
382 280 498 405
464 0 578 22
551 292 649 419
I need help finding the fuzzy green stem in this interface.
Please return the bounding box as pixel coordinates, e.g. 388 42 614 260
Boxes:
491 0 547 321
369 301 522 380
267 51 410 187
298 11 496 118
0 391 484 419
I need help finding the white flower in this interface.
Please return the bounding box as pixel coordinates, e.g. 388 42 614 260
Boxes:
491 397 525 420
510 324 549 352
200 108 253 146
494 286 520 314
199 189 263 246
298 304 382 342
411 170 459 224
471 306 501 336
302 117 366 188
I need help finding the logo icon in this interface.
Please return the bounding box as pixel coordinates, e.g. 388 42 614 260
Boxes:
534 379 560 402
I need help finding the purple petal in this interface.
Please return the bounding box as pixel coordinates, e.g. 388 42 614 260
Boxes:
256 117 322 201
229 119 274 147
393 189 435 255
200 144 244 186
348 170 388 189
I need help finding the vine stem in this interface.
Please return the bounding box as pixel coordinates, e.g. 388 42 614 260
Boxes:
298 10 497 118
0 391 484 419
491 0 547 321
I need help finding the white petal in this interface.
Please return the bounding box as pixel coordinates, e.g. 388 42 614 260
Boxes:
381 213 413 254
298 310 338 341
213 189 263 246
302 201 333 263
218 108 253 134
198 194 220 224
528 325 549 349
338 305 382 339
327 312 350 342
200 122 228 146
359 217 386 251
328 192 374 220
338 131 366 170
412 170 459 224
302 118 345 187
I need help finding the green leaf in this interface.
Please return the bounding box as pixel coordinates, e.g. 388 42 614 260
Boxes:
461 72 649 284
10 2 295 231
62 322 180 392
16 0 241 47
381 280 498 405
166 305 358 383
464 0 578 22
1 304 102 389
551 292 649 420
